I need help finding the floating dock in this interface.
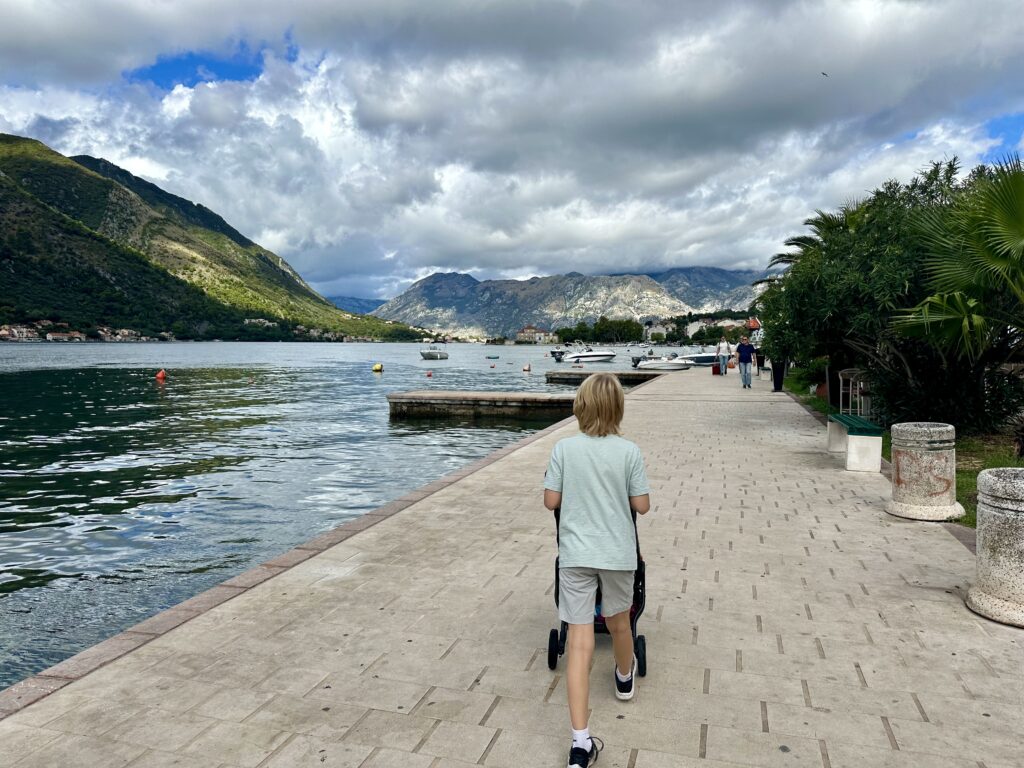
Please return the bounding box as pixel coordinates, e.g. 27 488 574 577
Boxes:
544 370 663 386
388 390 575 419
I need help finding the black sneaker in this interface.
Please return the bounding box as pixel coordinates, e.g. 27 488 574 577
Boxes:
614 655 637 701
568 736 603 767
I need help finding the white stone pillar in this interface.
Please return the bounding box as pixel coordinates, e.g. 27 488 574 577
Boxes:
885 422 963 520
966 468 1024 628
827 421 847 453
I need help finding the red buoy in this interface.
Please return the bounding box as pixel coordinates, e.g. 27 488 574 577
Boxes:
426 371 433 377
155 369 167 382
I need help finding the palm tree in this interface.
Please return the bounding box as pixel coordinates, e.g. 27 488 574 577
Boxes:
894 158 1024 363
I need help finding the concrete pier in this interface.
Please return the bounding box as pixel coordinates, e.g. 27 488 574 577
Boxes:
388 390 574 419
544 370 662 386
2 371 1021 767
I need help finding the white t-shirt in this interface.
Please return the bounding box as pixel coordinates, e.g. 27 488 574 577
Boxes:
716 341 731 355
543 433 650 570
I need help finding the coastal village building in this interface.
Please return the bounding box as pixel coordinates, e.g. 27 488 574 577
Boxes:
0 325 40 340
44 331 86 341
645 321 675 341
515 325 558 344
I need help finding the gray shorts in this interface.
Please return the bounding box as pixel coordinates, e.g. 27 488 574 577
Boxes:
558 567 635 625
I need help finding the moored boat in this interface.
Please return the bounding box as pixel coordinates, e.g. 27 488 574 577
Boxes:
562 342 616 363
420 345 449 360
679 345 718 366
632 353 693 371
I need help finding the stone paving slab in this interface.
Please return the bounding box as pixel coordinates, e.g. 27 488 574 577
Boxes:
2 369 1022 767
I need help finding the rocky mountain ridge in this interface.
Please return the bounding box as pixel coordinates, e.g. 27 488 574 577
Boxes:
372 268 767 337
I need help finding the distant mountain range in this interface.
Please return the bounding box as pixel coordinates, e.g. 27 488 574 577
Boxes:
371 268 768 337
0 134 411 340
327 296 387 315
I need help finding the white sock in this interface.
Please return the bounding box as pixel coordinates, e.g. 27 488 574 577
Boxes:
616 656 634 681
572 727 592 751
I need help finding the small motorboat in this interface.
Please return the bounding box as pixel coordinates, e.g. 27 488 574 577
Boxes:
632 352 693 371
562 342 616 363
485 354 500 360
420 345 449 360
679 345 719 366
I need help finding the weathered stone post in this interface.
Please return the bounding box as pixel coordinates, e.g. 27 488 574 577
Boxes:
886 422 964 520
966 469 1024 627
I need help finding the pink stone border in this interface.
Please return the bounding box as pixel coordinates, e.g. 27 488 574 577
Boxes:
0 374 665 720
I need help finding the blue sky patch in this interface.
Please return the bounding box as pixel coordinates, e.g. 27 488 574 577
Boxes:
125 46 264 89
982 112 1024 163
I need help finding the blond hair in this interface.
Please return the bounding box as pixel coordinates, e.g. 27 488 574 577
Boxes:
573 372 624 437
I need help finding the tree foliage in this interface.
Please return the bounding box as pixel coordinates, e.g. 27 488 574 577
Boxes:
895 159 1024 363
554 316 644 343
755 159 1024 433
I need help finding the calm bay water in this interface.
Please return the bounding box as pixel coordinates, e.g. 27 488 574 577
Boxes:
0 341 634 688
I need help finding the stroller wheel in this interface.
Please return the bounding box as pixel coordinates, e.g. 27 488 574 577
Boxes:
636 635 647 677
547 628 559 670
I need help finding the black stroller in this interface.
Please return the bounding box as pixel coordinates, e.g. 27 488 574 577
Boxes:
546 507 648 675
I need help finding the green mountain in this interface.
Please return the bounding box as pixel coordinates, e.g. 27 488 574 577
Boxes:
0 134 414 340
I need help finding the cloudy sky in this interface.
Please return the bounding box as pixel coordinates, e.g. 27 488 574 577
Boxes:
3 1 1023 299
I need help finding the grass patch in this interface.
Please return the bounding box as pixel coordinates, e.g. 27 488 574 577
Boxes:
783 374 834 418
952 433 1023 528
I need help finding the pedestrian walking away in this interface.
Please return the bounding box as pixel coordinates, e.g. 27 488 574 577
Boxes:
715 336 732 375
735 334 756 389
543 372 651 768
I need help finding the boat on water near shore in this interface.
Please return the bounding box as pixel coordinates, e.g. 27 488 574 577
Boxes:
420 345 449 360
679 345 718 366
553 342 616 363
632 353 693 371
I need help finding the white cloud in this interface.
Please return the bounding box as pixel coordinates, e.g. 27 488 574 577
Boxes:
2 1 1024 298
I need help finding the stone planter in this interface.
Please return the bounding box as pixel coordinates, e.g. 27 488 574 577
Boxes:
886 422 964 521
966 468 1024 627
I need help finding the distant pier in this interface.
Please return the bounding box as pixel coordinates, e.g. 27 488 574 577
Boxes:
544 370 663 386
388 390 575 419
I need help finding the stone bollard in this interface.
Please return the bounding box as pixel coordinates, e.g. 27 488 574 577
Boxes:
966 468 1024 628
886 422 964 520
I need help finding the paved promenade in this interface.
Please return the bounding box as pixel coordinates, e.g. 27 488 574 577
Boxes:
2 370 1022 767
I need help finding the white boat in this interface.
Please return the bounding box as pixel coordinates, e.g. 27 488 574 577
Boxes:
420 345 449 360
562 342 616 363
679 345 719 366
633 353 693 371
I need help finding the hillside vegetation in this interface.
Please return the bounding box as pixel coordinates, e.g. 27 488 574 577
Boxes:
0 134 413 340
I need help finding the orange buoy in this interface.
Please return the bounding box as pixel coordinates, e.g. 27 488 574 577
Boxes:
155 369 167 381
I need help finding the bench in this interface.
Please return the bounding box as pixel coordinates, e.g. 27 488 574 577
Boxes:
827 413 884 472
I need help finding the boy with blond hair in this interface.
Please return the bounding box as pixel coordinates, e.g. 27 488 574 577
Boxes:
543 372 651 767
